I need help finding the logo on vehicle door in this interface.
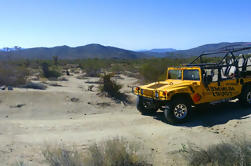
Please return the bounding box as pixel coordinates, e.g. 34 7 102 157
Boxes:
206 86 235 97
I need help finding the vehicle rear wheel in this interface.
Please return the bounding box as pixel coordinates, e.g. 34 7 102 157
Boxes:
164 99 191 124
240 86 251 106
136 96 158 115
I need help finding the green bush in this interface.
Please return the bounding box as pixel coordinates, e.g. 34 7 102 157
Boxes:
0 63 28 86
139 58 179 82
140 62 166 82
43 138 152 166
42 62 61 78
99 73 122 98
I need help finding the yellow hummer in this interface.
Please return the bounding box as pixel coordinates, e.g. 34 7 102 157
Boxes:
133 47 251 124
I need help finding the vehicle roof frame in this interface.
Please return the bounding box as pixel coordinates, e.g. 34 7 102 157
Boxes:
186 46 251 71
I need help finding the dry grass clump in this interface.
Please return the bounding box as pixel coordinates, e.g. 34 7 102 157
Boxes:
16 161 29 166
181 136 251 166
0 63 28 86
43 138 152 166
43 145 84 166
84 138 151 166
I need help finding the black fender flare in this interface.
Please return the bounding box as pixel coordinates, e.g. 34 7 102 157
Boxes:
170 93 194 105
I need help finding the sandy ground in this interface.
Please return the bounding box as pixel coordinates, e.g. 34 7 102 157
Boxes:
0 74 250 166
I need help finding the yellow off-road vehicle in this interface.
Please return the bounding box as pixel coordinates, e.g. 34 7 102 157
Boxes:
133 46 251 124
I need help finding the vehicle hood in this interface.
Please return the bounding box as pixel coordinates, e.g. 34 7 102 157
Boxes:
141 80 196 92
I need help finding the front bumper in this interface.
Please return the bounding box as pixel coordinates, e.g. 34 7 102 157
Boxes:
131 87 170 101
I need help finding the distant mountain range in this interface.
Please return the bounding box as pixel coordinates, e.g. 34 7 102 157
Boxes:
0 42 251 60
141 42 251 58
138 48 177 58
0 44 145 60
139 48 176 53
174 42 251 57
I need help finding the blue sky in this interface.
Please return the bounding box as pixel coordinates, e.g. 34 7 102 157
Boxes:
0 0 251 50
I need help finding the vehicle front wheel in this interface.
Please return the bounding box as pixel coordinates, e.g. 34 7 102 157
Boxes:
136 96 158 115
164 99 191 124
240 86 251 106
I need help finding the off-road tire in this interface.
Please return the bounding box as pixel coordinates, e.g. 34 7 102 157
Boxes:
164 98 191 124
240 86 251 106
136 96 158 115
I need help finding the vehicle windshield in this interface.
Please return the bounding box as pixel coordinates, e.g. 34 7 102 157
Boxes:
168 70 182 79
183 69 200 80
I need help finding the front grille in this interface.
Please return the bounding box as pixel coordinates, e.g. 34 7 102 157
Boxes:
142 89 153 97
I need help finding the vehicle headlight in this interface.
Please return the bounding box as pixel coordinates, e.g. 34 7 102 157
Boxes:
141 89 144 95
155 91 159 98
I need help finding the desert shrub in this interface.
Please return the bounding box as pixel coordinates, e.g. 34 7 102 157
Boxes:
53 56 59 66
85 67 101 77
16 161 28 166
43 138 152 166
139 57 221 82
0 63 28 86
80 59 110 77
181 137 251 166
140 62 166 82
138 58 183 82
41 62 61 78
21 59 31 68
99 73 126 101
21 82 47 90
110 64 124 74
43 145 84 166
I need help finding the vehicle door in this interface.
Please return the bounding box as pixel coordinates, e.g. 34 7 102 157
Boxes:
202 68 240 103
